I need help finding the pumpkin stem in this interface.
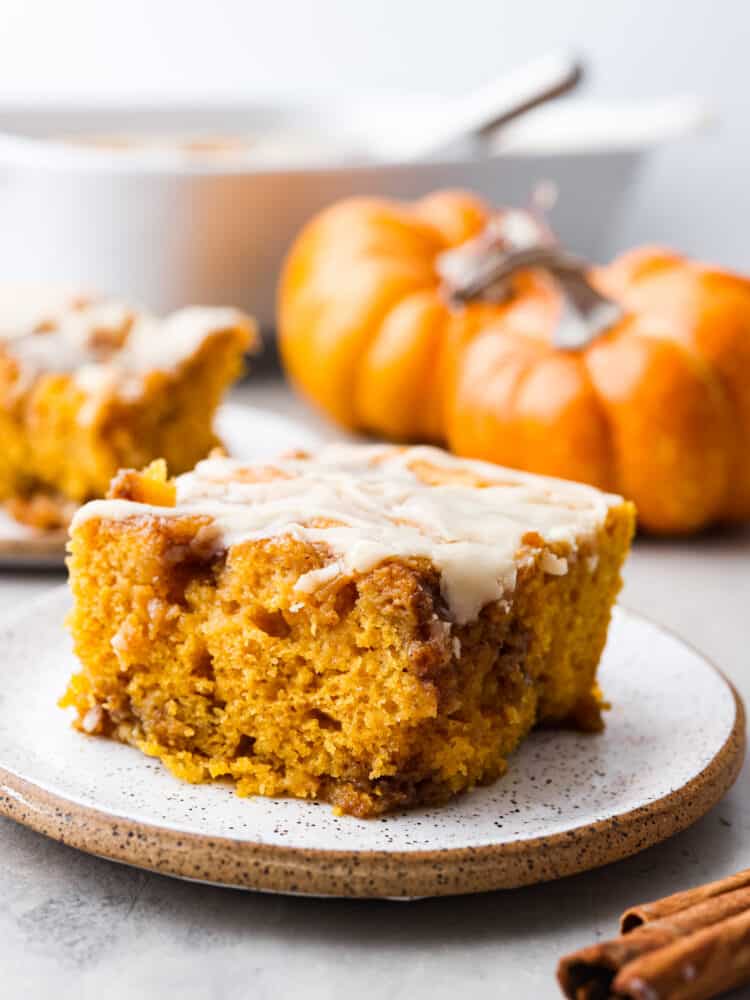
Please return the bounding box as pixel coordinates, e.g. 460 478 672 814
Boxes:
437 209 552 303
436 213 623 350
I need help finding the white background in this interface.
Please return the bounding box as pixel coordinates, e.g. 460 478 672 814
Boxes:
0 7 749 999
0 0 748 264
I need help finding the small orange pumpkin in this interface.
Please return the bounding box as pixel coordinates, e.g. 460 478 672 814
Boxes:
278 190 750 534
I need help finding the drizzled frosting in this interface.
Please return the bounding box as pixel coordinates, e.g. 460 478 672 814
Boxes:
73 444 623 624
0 286 256 420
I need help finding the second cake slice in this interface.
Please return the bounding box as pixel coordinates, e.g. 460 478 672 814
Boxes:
0 288 256 529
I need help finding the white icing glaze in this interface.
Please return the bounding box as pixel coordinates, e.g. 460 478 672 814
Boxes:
72 444 623 624
540 551 568 575
0 285 93 341
0 289 256 422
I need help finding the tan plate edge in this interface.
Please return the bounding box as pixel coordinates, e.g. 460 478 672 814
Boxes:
0 531 67 566
0 682 744 899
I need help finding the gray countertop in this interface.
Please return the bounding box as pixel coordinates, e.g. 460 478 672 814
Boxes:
1 379 748 1000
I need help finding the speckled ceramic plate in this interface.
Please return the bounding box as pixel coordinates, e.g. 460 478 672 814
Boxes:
0 596 743 899
0 402 322 570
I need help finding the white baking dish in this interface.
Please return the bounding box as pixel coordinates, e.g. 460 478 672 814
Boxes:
0 96 707 330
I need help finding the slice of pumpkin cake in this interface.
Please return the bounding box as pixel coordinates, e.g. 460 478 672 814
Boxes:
62 444 635 817
0 286 256 530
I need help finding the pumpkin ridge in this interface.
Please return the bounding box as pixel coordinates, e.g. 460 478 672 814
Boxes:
446 325 542 469
353 288 451 441
585 324 732 533
594 251 750 521
570 350 618 494
344 269 439 427
280 233 438 426
632 287 750 522
348 195 492 436
664 332 740 525
505 338 615 491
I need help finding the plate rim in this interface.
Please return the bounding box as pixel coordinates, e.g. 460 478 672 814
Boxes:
0 597 744 899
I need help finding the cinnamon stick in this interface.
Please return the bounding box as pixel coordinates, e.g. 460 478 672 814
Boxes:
558 886 750 999
620 868 750 932
613 907 750 1000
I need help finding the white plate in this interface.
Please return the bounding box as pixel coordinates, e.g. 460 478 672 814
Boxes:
215 400 323 460
0 596 743 898
0 401 322 570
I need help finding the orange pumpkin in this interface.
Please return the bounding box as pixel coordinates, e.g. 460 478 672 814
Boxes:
278 190 750 534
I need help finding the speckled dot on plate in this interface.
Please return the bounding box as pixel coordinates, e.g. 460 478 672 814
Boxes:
0 591 744 898
0 402 323 570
